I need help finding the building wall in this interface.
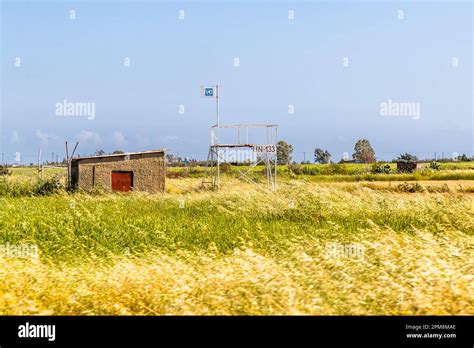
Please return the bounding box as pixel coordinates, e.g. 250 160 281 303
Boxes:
416 163 427 170
76 155 165 192
396 161 427 173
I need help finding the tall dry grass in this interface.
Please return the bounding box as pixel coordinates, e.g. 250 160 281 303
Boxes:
0 179 472 315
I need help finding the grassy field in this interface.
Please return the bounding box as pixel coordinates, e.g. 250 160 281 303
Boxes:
0 167 473 315
6 161 474 183
168 161 474 173
167 161 474 182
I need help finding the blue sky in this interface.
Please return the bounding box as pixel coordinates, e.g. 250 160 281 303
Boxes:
1 0 472 163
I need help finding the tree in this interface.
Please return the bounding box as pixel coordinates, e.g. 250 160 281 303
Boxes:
112 150 124 154
94 149 106 156
352 139 376 163
314 148 332 164
397 153 418 162
276 140 293 165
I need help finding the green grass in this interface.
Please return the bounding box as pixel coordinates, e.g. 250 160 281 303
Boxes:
167 162 474 181
8 166 67 179
1 185 471 262
0 179 473 315
5 162 474 184
302 171 474 182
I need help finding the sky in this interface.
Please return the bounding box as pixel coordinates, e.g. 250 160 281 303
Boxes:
1 0 472 164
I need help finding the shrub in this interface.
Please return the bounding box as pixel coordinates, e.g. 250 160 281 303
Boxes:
189 167 200 174
302 166 320 175
426 184 450 193
0 178 33 197
370 163 392 174
429 162 441 170
166 170 189 179
397 182 425 193
79 184 108 195
457 186 474 193
220 163 232 173
1 176 64 197
0 165 11 176
327 164 349 175
288 164 303 175
33 176 63 196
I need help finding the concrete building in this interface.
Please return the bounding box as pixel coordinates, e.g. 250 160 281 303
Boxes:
71 150 166 192
396 161 427 173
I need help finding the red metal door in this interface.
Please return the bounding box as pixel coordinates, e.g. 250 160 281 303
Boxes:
111 171 133 192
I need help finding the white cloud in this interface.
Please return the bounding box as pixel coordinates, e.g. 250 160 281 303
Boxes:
10 130 20 144
77 130 101 145
35 129 58 144
112 131 127 148
160 135 178 143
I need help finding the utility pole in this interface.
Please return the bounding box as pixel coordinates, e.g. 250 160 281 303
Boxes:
303 152 306 163
201 84 220 191
216 84 220 191
37 148 42 178
66 142 70 187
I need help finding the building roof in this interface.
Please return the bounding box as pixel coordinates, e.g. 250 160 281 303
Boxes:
72 149 166 162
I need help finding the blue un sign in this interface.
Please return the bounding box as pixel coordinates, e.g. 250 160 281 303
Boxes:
205 88 214 97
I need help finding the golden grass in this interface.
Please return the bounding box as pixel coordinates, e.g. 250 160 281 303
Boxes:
0 179 473 315
1 229 472 315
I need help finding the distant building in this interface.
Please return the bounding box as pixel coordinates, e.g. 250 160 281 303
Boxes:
71 150 166 192
396 161 426 173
